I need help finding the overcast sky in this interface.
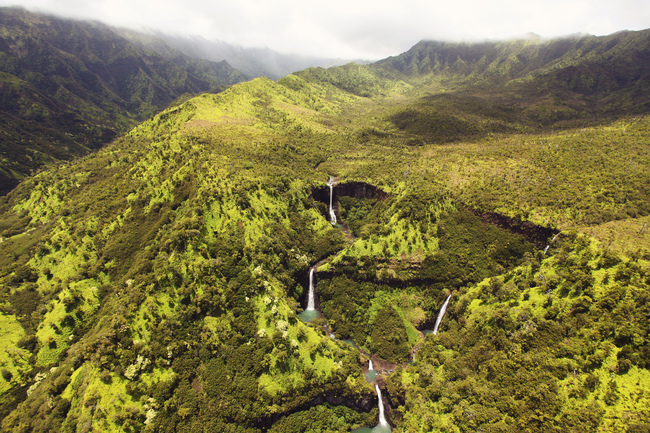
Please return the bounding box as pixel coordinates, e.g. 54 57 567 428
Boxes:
2 0 649 60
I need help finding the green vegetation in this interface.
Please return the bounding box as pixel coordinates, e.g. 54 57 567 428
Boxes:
1 23 650 433
0 7 247 195
388 232 650 432
268 404 377 433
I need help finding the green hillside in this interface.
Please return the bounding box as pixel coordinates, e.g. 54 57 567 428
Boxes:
0 26 650 433
0 7 247 196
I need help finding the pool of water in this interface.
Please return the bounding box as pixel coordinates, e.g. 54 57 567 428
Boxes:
351 424 392 433
364 369 377 383
298 310 319 322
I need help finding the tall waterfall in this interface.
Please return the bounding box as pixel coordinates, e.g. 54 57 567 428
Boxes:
327 177 337 225
376 384 388 426
369 358 374 371
433 294 452 335
306 268 315 311
299 268 318 322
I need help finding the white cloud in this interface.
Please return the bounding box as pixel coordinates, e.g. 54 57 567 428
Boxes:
1 0 648 59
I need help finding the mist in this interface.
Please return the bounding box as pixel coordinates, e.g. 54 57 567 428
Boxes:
1 0 648 60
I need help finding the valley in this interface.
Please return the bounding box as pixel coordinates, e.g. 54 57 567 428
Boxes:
0 18 649 433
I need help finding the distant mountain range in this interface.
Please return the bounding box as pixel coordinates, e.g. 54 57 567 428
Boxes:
134 32 369 80
0 7 250 195
376 30 650 98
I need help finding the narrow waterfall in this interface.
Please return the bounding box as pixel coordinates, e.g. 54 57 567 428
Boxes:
306 268 315 311
365 356 378 383
327 177 337 225
376 384 388 426
355 361 391 432
433 294 452 335
351 383 391 432
299 267 319 322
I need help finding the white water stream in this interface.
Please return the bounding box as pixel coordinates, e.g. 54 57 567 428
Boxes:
376 384 388 426
306 268 315 311
351 382 391 432
299 268 318 322
327 177 337 225
433 294 452 335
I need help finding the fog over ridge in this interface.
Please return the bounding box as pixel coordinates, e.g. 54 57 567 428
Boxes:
1 0 648 61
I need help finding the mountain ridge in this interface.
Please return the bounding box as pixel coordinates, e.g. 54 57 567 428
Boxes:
374 29 650 80
0 6 248 195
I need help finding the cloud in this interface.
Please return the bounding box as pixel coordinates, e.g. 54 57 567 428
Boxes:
2 0 648 59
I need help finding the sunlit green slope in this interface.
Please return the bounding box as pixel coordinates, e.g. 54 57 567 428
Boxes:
0 29 650 433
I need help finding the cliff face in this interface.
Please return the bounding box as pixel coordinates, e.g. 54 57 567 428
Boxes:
312 181 388 210
474 210 559 249
335 182 389 200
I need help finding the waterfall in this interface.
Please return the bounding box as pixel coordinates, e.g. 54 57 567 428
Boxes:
433 294 452 335
376 384 388 426
355 362 390 432
299 268 318 322
306 268 315 311
327 177 337 225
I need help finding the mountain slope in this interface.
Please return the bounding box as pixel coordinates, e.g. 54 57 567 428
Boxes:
369 30 650 139
0 26 650 433
0 7 247 196
375 30 650 87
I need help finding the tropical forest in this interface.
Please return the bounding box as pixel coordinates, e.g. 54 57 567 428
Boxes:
1 6 650 433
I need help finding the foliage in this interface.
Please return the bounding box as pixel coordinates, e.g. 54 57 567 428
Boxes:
369 306 410 363
267 404 376 433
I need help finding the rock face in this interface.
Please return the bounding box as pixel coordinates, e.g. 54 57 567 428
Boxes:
474 210 559 248
335 182 388 200
312 181 387 212
256 391 376 429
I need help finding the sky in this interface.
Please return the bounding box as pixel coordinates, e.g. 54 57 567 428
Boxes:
1 0 649 60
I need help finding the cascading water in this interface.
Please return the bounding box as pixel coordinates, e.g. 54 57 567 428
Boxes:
351 384 391 433
327 177 337 225
376 384 388 427
299 268 319 322
433 294 452 335
365 357 377 383
306 268 315 311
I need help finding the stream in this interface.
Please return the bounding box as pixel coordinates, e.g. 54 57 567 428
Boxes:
350 358 390 433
